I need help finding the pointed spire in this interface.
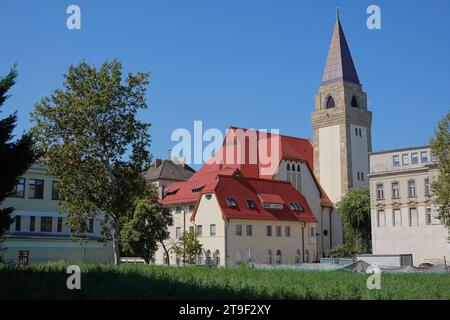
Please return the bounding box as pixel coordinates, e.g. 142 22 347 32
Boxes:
321 14 360 85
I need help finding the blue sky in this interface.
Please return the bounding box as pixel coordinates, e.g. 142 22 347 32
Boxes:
1 0 449 166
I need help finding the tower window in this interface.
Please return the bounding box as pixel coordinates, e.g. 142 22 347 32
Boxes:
351 96 359 108
326 96 335 109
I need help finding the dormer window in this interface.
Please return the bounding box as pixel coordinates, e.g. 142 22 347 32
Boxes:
290 202 304 212
326 96 335 109
191 184 205 193
351 96 359 108
246 200 256 209
226 198 237 207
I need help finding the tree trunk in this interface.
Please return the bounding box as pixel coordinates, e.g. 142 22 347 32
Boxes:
112 223 120 265
161 241 170 266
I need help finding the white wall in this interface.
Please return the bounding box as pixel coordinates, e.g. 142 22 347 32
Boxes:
318 125 342 202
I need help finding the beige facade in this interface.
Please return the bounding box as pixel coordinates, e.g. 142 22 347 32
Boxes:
369 146 450 265
155 193 316 267
0 164 114 264
274 160 336 255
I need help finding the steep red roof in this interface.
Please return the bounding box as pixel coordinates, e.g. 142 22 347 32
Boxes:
161 127 332 208
192 175 317 223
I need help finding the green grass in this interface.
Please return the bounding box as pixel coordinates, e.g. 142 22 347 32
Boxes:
0 263 449 300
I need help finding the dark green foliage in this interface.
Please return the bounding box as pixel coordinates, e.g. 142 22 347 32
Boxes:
430 111 450 229
0 66 35 237
0 263 448 300
336 188 371 254
120 193 173 264
325 242 357 258
172 230 203 265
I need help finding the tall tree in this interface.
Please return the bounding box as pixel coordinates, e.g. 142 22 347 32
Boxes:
336 188 371 254
31 60 151 264
172 230 203 265
121 193 173 264
0 66 35 238
430 111 450 229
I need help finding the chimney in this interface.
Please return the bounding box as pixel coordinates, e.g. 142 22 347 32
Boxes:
155 158 162 167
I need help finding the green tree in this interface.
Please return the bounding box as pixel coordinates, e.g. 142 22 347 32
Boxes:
0 66 35 238
336 188 371 254
172 230 203 265
31 60 151 264
430 111 450 229
120 194 173 264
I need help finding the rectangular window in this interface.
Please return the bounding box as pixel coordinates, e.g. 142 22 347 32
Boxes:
40 217 52 232
420 151 429 163
393 209 401 227
425 178 431 196
196 225 202 237
276 226 282 237
188 204 195 212
408 180 416 197
393 155 400 167
210 224 216 237
426 207 432 225
377 210 385 227
310 227 315 237
411 152 419 164
376 183 384 199
29 216 35 232
12 178 25 198
235 224 242 236
15 216 21 232
175 227 181 239
189 226 194 234
392 182 400 199
246 225 252 236
175 206 182 213
88 218 94 233
51 181 60 200
402 154 410 165
285 226 291 237
266 226 272 237
409 208 418 226
57 217 63 233
29 179 44 199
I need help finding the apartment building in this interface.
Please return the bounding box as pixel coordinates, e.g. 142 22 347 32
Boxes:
369 146 450 265
0 164 114 264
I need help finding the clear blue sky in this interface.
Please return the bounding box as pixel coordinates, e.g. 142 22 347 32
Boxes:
1 0 449 166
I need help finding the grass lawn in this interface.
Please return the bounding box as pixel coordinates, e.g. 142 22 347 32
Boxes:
0 263 449 300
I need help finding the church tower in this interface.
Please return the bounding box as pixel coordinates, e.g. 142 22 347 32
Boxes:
312 13 372 203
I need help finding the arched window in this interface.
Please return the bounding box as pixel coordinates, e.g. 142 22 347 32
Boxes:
197 250 204 265
205 250 211 265
295 250 301 264
286 163 290 171
305 249 310 263
326 96 335 109
163 252 169 265
351 96 359 108
176 254 181 266
213 250 220 266
297 164 301 172
235 250 242 265
267 250 273 264
276 250 282 264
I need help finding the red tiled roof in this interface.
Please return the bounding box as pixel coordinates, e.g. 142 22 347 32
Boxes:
161 127 332 208
192 175 317 222
257 193 284 204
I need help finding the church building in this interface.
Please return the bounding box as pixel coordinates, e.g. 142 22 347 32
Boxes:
156 14 372 266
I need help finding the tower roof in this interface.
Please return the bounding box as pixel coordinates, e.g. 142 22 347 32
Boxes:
321 16 360 85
